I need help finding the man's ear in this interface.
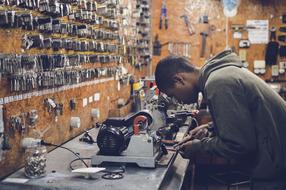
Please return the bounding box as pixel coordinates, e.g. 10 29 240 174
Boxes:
172 73 185 86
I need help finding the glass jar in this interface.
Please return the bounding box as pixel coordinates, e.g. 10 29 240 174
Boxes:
24 145 47 178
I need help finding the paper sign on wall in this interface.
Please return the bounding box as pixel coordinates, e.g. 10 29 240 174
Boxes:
247 20 269 44
94 93 100 101
83 98 88 107
89 96 93 103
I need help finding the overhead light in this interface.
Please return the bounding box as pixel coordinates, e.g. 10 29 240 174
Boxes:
222 0 240 17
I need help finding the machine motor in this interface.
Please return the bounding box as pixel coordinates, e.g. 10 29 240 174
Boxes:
97 125 132 156
97 110 153 156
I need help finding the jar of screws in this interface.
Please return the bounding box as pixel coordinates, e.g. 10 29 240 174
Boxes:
24 145 47 178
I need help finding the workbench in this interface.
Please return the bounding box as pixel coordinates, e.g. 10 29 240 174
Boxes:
0 126 191 190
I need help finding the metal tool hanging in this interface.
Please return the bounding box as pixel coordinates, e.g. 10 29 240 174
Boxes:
168 42 192 58
159 0 168 30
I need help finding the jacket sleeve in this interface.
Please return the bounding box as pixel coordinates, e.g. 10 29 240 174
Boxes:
191 79 256 160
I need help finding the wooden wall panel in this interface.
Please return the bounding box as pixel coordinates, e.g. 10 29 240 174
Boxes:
151 0 286 81
151 0 286 166
0 78 136 178
0 2 148 179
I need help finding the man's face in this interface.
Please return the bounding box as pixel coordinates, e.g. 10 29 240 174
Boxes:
164 72 199 104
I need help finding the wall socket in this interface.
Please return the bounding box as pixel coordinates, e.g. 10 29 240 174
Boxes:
91 108 100 119
70 117 81 129
280 62 286 69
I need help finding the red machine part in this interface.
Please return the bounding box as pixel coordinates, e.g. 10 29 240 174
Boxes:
133 115 148 135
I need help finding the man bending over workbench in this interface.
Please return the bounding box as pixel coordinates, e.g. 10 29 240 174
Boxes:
154 50 286 190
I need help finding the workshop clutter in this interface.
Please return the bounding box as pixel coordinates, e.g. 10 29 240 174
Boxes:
0 53 123 92
153 0 286 99
0 0 152 179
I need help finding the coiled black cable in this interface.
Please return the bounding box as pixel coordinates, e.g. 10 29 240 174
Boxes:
69 157 125 180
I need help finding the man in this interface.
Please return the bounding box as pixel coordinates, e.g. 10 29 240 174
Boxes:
154 50 286 190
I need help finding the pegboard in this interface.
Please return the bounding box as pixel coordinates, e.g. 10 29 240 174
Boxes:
150 0 286 166
151 0 286 81
0 0 150 179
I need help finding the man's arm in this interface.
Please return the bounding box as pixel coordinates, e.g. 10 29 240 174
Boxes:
179 80 257 160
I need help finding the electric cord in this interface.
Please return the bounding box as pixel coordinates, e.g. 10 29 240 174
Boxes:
79 130 96 144
69 157 91 170
101 172 124 180
41 140 125 180
41 141 89 168
100 166 125 180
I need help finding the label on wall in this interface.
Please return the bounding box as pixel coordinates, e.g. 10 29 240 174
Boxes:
89 96 93 103
94 93 100 102
247 20 269 44
83 98 88 107
233 31 242 39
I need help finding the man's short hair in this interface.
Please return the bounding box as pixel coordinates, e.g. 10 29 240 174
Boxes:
155 56 196 92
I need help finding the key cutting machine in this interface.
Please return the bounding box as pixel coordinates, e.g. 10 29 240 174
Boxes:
91 110 167 168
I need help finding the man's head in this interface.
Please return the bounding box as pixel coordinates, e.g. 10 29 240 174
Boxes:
155 56 200 104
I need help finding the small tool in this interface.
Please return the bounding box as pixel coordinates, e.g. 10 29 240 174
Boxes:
159 0 168 30
200 32 208 58
180 15 195 35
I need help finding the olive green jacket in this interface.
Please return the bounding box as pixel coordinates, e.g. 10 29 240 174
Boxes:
194 50 286 180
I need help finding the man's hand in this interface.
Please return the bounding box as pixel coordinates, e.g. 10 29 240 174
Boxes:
173 124 211 160
178 140 193 159
177 139 201 160
173 135 192 149
190 124 210 140
174 124 209 149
